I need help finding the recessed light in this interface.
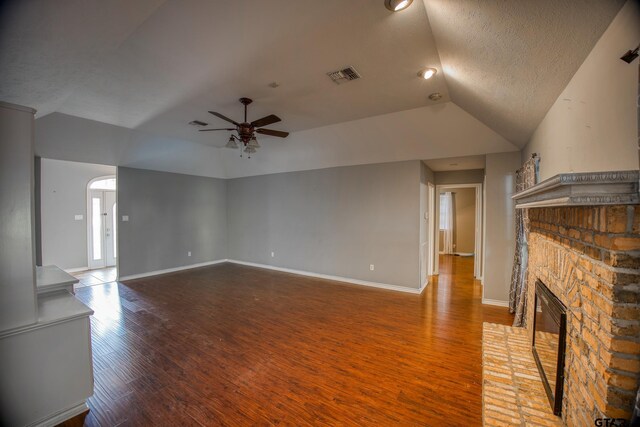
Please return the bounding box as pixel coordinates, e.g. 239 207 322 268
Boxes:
385 0 413 12
428 92 442 101
418 68 437 80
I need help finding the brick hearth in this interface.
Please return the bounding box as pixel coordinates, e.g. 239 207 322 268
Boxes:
483 323 562 426
527 205 640 425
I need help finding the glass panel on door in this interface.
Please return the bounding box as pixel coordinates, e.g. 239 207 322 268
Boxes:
92 196 102 261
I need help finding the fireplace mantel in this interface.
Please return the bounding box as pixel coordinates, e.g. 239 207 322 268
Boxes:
513 170 639 209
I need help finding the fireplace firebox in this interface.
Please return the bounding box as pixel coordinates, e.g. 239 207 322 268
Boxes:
532 280 567 416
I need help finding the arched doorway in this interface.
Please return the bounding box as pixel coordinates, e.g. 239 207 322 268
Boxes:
87 176 117 269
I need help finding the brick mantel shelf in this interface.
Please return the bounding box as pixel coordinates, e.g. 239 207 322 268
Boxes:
512 170 639 209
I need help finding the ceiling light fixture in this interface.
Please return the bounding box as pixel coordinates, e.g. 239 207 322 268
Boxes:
224 135 239 149
418 68 437 80
247 137 260 149
385 0 413 12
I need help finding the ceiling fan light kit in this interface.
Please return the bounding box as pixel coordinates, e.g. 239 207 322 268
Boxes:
224 136 239 149
247 137 260 149
196 97 289 158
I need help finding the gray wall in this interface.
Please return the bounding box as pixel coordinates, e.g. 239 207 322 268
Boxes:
483 152 520 302
420 161 435 184
118 167 227 278
40 159 116 270
0 102 37 331
227 161 421 289
435 169 484 185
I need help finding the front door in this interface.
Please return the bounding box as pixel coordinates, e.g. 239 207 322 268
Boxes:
104 191 117 266
88 189 117 269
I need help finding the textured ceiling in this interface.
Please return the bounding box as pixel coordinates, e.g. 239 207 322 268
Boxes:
424 155 486 172
0 0 627 176
423 0 626 147
1 0 447 148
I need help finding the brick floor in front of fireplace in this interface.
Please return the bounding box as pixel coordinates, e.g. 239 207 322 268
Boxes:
483 323 562 426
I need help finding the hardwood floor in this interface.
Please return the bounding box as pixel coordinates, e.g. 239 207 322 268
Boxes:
74 255 512 426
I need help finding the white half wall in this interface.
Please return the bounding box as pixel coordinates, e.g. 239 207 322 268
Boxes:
40 159 116 270
523 0 640 180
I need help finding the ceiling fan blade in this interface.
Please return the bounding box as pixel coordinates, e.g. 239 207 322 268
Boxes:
256 128 289 138
198 128 235 132
251 114 281 128
208 111 240 126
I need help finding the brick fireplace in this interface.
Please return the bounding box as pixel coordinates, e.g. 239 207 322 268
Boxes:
514 171 640 426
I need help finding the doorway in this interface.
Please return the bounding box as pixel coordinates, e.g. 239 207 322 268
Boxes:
419 182 436 288
434 183 482 279
87 176 117 270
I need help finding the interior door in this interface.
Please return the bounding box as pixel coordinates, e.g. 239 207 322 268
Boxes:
427 183 435 276
420 182 428 286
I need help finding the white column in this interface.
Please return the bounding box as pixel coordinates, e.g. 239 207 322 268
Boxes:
0 101 37 332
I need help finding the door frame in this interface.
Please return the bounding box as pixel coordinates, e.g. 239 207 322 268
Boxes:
427 183 436 276
86 175 117 270
418 182 437 288
434 183 483 279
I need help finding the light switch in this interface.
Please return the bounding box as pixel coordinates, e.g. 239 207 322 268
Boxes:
74 214 83 220
122 215 129 222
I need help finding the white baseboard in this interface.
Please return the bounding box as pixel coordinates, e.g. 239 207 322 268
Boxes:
227 259 425 294
119 259 227 281
29 401 88 427
63 266 89 273
482 298 509 307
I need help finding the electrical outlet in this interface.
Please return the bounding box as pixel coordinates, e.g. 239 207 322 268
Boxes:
74 214 83 220
370 264 375 271
122 215 129 222
188 251 192 257
271 251 275 258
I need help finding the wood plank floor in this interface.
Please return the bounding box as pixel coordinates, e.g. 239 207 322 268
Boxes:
74 255 512 426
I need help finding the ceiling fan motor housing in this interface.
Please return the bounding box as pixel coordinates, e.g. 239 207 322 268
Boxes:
238 123 254 144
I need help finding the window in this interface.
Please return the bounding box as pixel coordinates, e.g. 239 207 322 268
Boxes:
113 203 117 259
439 193 453 231
92 197 102 260
90 178 116 191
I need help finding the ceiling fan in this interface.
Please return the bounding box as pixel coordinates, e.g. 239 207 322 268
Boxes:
198 98 289 155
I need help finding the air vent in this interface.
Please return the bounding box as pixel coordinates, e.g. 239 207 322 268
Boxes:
189 120 208 127
327 66 361 84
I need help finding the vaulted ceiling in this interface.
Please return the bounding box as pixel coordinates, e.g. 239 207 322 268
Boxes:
0 0 626 177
